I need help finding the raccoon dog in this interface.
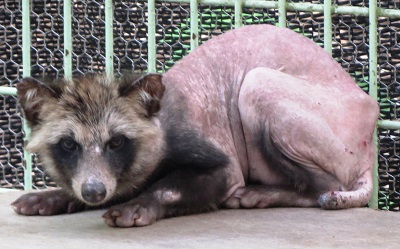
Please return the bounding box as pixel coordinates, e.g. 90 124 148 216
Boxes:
12 25 378 228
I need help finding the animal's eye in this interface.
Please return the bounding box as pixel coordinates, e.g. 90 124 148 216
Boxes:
108 135 126 150
61 138 77 151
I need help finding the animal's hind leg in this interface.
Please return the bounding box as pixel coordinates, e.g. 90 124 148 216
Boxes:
224 186 319 209
318 169 373 209
263 103 374 209
238 67 376 209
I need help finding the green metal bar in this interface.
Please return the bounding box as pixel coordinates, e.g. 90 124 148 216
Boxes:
148 0 156 73
160 0 400 18
278 0 286 28
324 0 332 55
0 87 17 95
286 2 324 12
179 0 235 5
379 7 400 18
234 0 243 28
0 188 18 193
22 120 32 191
105 0 114 77
22 0 32 191
334 5 368 16
368 0 379 210
378 120 400 130
22 0 31 78
63 0 72 78
335 5 400 18
190 0 199 50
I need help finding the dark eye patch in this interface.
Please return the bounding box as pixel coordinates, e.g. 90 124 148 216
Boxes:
48 137 82 186
104 135 137 175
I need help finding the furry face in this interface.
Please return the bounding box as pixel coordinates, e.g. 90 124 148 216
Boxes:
17 74 166 205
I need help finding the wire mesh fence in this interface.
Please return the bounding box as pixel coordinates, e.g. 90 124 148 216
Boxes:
0 0 399 210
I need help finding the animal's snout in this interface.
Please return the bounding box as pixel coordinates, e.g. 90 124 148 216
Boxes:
81 180 107 204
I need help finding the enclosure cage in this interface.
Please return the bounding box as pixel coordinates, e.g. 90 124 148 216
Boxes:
0 0 399 211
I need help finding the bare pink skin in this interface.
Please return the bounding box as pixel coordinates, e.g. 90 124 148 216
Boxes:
161 24 378 209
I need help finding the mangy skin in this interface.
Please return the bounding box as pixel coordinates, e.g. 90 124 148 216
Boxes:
160 24 378 209
12 24 379 226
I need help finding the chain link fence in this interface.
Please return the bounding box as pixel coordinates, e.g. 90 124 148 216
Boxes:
0 0 399 210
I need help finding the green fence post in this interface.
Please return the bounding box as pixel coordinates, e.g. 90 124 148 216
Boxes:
190 0 199 50
323 0 332 55
278 0 287 28
368 0 379 210
64 0 73 79
105 0 114 78
22 0 32 191
148 0 156 73
235 0 243 28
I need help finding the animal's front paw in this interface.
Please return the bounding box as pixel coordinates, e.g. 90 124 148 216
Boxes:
103 201 160 228
11 189 82 216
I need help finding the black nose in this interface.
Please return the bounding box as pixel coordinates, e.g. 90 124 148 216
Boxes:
81 180 107 204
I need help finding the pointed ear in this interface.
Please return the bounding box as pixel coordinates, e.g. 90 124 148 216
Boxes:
119 73 165 117
17 77 60 127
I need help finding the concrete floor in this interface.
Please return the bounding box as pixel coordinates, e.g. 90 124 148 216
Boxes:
1 190 399 249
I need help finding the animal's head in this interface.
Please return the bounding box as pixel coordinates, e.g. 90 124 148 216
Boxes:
17 73 165 206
